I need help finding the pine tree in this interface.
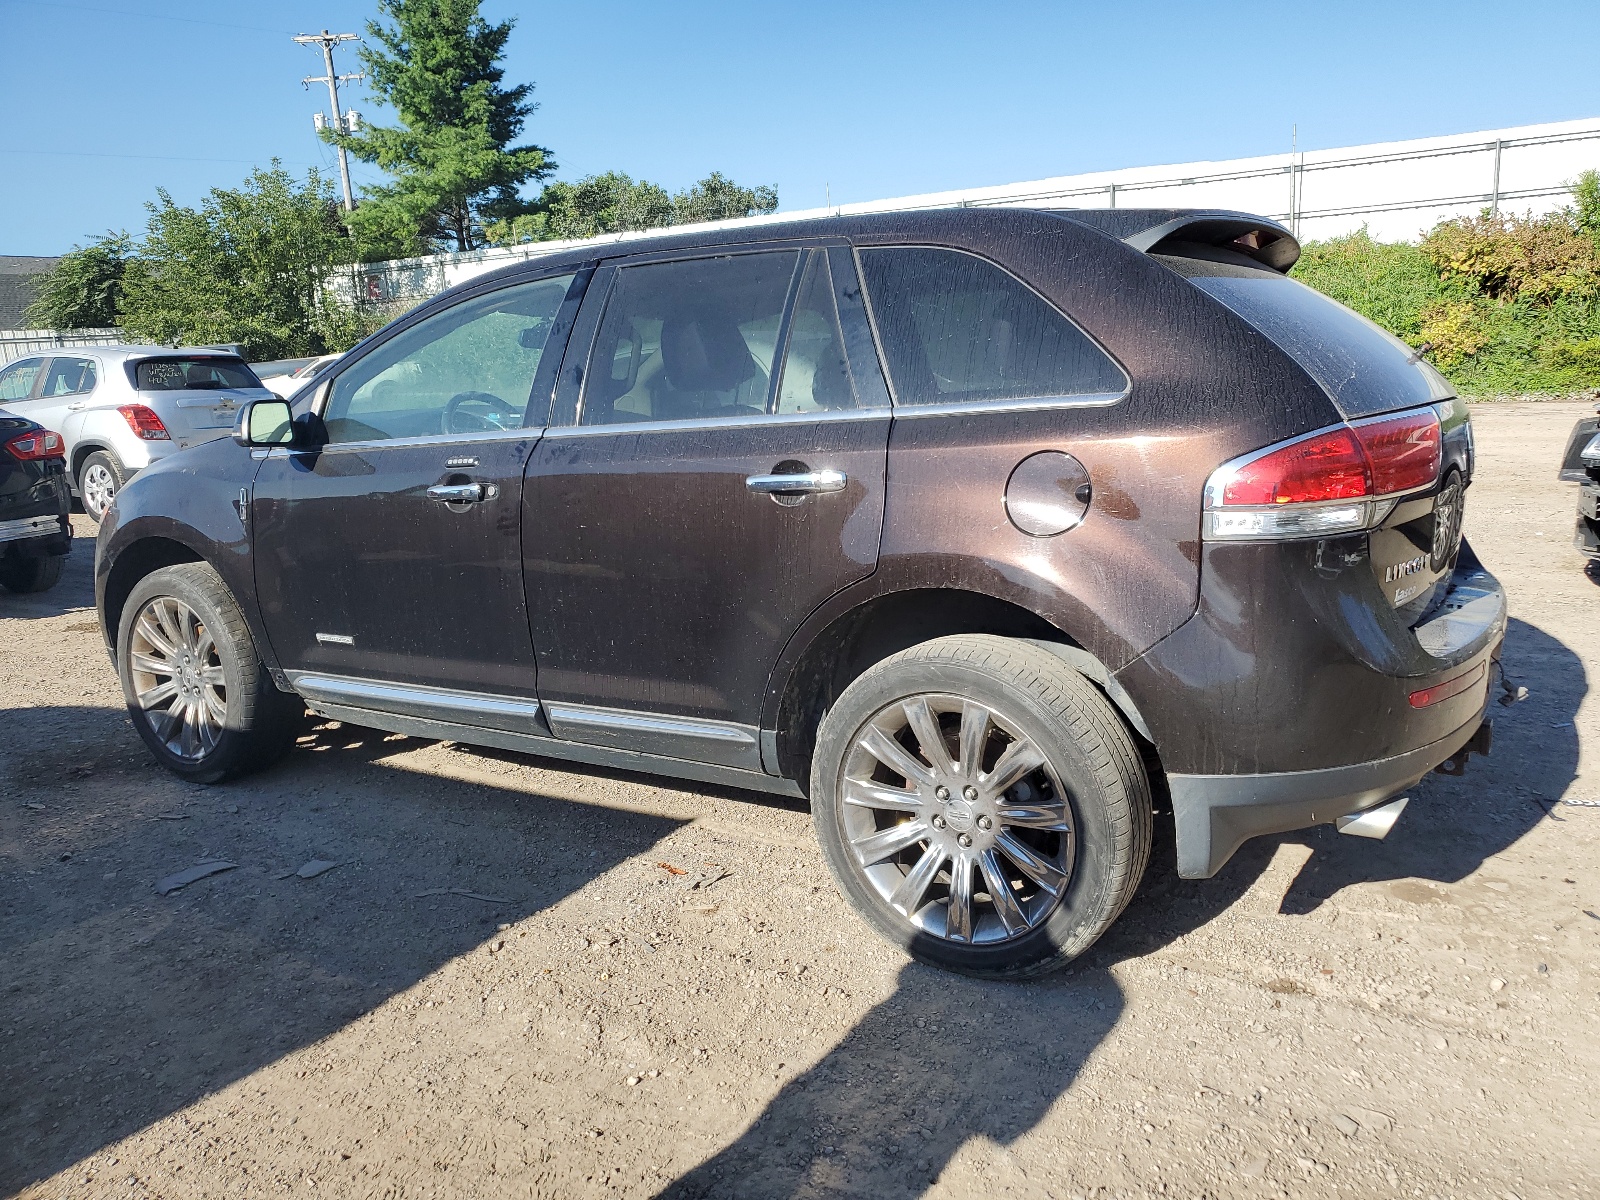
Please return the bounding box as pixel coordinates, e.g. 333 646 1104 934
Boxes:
335 0 553 256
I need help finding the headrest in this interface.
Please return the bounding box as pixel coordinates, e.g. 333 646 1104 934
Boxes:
661 310 755 393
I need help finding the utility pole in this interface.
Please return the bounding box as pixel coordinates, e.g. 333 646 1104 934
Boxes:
294 30 363 212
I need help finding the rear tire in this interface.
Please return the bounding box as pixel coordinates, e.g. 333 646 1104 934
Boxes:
117 562 301 783
79 450 126 523
0 550 64 594
810 635 1152 979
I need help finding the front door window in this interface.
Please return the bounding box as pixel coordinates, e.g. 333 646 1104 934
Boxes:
324 274 577 443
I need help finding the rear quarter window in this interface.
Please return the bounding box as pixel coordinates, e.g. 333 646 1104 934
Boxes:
857 246 1127 408
1170 263 1453 418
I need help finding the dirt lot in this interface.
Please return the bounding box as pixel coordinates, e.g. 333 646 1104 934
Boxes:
3 401 1598 1200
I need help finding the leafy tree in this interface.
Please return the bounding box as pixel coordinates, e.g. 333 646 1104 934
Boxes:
23 232 133 329
335 0 553 256
670 171 778 225
1573 169 1600 244
484 171 779 246
119 164 356 359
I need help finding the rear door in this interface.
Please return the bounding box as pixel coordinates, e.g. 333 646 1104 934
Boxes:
523 244 892 768
251 270 586 700
25 356 99 435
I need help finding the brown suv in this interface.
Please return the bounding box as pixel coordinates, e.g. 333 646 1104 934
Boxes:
96 208 1504 977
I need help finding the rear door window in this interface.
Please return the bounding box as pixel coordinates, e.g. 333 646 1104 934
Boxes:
580 251 798 425
0 357 44 402
40 357 97 396
136 357 262 391
857 247 1127 407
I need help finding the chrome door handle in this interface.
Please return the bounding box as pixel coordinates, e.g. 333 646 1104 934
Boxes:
427 482 489 504
744 469 847 495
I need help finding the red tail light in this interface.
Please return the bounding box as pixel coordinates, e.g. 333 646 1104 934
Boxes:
1409 662 1485 709
1205 407 1443 541
118 404 171 441
6 429 66 460
1352 409 1442 495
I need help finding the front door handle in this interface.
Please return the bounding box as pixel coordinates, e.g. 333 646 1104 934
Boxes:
427 482 490 504
744 469 847 495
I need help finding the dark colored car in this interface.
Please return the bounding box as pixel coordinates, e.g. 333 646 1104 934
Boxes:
95 208 1504 977
1559 403 1600 557
0 410 71 593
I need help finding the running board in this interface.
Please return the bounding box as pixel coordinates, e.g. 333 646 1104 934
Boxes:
301 698 805 800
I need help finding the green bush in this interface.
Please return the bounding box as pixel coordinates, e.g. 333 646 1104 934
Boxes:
1291 174 1600 397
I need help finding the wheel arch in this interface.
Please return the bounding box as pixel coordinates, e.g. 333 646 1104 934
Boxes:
71 440 115 482
101 535 205 653
762 584 1158 787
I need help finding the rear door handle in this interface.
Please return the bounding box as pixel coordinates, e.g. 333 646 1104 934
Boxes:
427 482 491 504
744 469 847 495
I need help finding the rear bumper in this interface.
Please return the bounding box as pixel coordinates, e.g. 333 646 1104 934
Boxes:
0 513 71 556
1168 707 1489 878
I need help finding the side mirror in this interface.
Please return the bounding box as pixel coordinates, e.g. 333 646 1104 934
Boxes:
233 399 295 447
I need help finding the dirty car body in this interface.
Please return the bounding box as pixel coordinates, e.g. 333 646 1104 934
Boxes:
1558 403 1600 558
96 207 1505 976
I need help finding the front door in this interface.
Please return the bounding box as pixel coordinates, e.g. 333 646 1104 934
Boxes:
524 245 892 769
251 271 585 702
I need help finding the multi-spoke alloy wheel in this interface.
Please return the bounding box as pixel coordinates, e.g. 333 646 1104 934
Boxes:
812 635 1153 978
79 451 125 522
117 563 300 783
841 693 1074 945
129 596 227 761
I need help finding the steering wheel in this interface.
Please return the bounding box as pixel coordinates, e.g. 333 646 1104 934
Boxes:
442 391 519 434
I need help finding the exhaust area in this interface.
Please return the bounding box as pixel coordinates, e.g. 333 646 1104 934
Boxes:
1335 795 1409 839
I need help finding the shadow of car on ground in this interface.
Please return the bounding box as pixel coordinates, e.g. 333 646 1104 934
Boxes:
0 616 1580 1197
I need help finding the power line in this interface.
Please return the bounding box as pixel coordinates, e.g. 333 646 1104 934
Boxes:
293 30 363 212
0 148 320 166
0 0 296 35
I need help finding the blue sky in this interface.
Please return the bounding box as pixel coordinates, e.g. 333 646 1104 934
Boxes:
2 0 1598 256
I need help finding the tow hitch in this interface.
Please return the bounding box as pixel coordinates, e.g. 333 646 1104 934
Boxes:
1435 720 1493 777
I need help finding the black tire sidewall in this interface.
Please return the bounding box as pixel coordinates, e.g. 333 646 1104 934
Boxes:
117 565 270 783
0 550 63 593
812 653 1134 979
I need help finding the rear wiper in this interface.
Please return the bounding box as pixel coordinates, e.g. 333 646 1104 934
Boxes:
1405 341 1435 366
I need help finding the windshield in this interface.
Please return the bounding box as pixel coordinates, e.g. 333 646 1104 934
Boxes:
136 356 262 391
1179 268 1453 419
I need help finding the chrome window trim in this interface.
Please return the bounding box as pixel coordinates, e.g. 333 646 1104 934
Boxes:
307 425 544 454
544 702 757 747
543 407 891 438
887 391 1128 418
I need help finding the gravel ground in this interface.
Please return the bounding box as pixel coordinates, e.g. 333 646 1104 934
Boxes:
3 401 1598 1200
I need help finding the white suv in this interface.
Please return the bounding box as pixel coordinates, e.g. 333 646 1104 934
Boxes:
0 347 273 520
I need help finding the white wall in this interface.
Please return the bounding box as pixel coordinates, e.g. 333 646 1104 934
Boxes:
337 116 1600 306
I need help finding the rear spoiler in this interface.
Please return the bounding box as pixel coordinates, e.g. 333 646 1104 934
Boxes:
1062 209 1301 273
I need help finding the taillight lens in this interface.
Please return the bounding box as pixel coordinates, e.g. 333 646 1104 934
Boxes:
1205 407 1443 541
118 404 171 440
1353 409 1442 495
5 429 66 460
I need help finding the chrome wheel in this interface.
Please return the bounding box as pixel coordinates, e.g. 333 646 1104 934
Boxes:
128 596 227 761
839 693 1075 945
82 461 116 519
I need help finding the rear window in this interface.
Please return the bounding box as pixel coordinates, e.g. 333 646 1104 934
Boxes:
135 357 261 391
1177 267 1453 418
858 247 1127 407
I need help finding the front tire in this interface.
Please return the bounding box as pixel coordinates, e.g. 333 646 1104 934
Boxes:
117 563 301 783
811 635 1152 979
79 450 126 523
